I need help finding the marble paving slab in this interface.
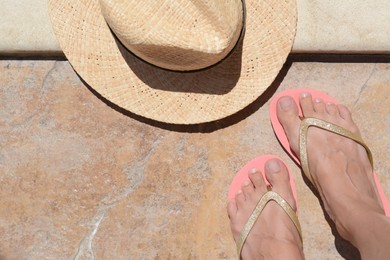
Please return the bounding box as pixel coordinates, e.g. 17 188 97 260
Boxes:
1 1 390 55
0 59 389 259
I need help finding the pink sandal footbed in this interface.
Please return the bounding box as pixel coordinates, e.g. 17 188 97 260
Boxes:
269 88 390 216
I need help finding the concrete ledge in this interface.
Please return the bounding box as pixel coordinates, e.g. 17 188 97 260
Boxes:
0 1 60 54
293 0 390 53
1 0 390 55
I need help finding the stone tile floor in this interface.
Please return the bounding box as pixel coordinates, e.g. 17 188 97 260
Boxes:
0 57 389 259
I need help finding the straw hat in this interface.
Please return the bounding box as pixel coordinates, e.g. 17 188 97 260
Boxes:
48 0 297 124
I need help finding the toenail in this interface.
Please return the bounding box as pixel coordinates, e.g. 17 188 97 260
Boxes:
266 159 281 173
249 168 258 175
300 92 309 98
236 189 242 195
314 98 322 103
279 96 293 111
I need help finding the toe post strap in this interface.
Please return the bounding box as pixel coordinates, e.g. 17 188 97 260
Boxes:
299 117 373 187
236 191 302 259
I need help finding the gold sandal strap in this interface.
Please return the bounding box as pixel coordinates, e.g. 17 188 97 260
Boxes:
299 117 373 187
236 191 302 259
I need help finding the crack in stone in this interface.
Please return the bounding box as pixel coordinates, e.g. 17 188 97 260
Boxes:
104 134 163 206
354 64 376 106
73 134 163 259
74 211 106 260
40 61 58 99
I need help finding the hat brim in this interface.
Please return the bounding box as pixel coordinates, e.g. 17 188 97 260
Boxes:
48 0 297 124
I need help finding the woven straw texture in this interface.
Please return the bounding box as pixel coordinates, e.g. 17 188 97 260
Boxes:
99 0 243 71
48 0 297 124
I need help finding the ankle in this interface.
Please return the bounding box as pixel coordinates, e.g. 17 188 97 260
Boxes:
353 214 390 260
335 204 387 248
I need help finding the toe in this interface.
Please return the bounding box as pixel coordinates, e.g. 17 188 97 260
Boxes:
241 180 254 199
235 189 246 208
313 98 326 113
338 104 352 121
277 96 299 118
337 104 360 134
276 96 301 154
299 92 315 117
264 158 296 209
248 168 266 190
227 199 238 218
326 102 337 115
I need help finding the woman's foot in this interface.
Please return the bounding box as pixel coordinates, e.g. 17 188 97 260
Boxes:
227 158 304 260
276 92 390 259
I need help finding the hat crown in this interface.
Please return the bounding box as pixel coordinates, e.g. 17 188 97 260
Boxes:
99 0 243 71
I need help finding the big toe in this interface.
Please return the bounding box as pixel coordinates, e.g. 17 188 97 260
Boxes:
264 158 297 211
276 96 301 154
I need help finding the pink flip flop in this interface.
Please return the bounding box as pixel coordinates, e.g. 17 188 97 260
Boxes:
269 88 390 216
228 154 302 257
